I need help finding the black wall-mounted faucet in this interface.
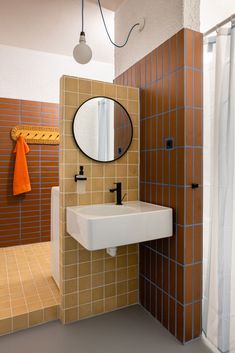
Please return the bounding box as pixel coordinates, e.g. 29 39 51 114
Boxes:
109 182 123 205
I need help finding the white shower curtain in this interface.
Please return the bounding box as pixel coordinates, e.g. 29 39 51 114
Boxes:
98 99 113 161
203 21 235 353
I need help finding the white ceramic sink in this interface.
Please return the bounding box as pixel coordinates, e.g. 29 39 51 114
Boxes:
66 201 173 251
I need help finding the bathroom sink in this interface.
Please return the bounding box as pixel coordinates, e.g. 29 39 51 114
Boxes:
66 201 173 251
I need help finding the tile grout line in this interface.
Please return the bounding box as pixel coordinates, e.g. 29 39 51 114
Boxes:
3 249 13 331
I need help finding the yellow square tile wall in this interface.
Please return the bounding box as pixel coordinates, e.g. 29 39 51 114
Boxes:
59 76 139 324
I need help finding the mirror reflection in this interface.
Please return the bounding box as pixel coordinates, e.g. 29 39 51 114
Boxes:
72 97 133 162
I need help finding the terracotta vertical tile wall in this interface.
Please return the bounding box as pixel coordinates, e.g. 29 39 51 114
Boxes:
114 29 203 343
59 77 139 324
114 104 132 159
0 98 59 247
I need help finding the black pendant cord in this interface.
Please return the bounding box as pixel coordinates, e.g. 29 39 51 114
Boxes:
81 0 84 33
97 0 140 48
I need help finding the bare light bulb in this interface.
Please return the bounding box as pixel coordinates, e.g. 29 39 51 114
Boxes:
73 32 92 64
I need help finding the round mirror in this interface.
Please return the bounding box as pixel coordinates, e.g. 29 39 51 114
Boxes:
72 97 133 163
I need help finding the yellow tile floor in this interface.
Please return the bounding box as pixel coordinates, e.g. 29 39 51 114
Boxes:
0 242 60 335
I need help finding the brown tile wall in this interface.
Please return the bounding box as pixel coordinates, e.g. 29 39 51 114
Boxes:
0 98 59 247
114 103 132 159
114 29 203 343
59 77 139 324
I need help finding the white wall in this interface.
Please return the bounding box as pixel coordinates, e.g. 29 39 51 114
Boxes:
0 45 114 103
183 0 201 30
200 0 235 33
114 0 200 76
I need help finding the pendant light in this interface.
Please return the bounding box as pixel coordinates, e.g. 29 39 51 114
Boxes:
73 0 92 64
73 0 145 65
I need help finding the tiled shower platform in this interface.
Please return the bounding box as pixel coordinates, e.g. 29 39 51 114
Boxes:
0 242 60 335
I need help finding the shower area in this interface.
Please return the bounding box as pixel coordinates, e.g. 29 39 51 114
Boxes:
0 98 60 334
203 15 235 353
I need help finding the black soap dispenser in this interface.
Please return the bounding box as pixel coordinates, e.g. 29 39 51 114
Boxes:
74 166 87 194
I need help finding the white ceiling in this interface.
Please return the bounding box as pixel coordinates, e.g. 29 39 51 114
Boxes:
88 0 125 11
0 0 116 63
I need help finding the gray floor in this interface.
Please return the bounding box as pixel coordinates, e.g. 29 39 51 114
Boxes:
0 305 213 353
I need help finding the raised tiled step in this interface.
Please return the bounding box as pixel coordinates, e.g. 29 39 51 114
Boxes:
0 242 60 335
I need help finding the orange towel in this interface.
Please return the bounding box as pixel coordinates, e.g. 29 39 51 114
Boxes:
13 136 31 196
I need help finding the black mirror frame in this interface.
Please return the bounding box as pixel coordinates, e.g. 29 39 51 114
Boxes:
72 96 133 163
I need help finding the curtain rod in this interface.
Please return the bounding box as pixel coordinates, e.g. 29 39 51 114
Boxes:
204 14 235 36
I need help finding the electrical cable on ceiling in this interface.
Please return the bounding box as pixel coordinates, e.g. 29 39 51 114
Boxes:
97 0 140 48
